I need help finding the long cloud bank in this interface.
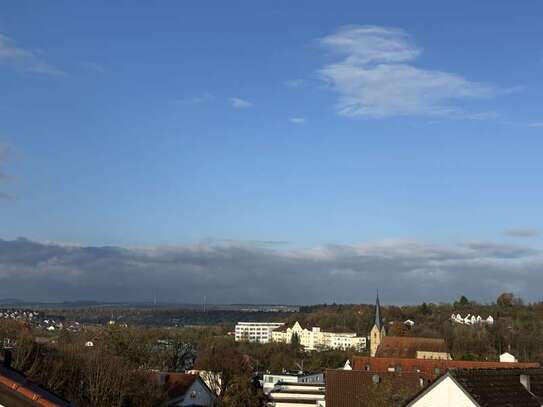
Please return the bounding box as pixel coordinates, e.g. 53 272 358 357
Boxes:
1 238 542 304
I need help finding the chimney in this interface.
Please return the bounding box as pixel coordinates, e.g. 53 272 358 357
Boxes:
520 374 531 392
2 349 12 369
159 373 168 386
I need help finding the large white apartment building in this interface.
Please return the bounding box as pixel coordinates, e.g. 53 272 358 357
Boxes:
234 322 285 343
272 321 367 351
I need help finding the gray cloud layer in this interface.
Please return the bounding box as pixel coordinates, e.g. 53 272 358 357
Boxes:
1 238 542 304
0 144 12 200
505 228 540 238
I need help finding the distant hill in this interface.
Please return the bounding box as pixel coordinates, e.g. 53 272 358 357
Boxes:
0 298 25 305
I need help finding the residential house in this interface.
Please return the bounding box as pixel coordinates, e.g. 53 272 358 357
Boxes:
405 367 543 407
151 372 217 407
499 352 518 363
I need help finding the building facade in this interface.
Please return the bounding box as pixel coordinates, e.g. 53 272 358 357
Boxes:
267 382 325 407
272 321 366 351
234 322 285 343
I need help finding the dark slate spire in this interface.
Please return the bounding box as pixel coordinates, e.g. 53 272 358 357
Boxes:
374 291 383 330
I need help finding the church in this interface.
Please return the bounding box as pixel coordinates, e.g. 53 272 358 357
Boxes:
369 293 451 360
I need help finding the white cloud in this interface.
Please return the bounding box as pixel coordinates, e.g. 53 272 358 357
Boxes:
319 25 495 118
290 117 306 124
229 97 253 109
0 34 33 60
28 62 67 77
0 33 65 76
285 79 306 88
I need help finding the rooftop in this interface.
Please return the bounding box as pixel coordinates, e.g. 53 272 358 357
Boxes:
406 368 543 407
375 336 450 358
325 369 422 407
353 356 540 382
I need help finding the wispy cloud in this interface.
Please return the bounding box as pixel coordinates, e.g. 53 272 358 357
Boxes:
0 34 33 60
27 62 67 77
0 33 65 76
229 97 253 109
528 122 543 128
318 25 495 118
0 237 541 303
285 79 306 88
290 117 306 124
505 228 540 238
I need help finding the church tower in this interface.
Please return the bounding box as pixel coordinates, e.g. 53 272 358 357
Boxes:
370 292 386 357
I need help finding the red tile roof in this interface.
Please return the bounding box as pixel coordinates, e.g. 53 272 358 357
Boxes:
0 366 73 407
352 356 540 382
149 372 199 400
375 336 449 358
325 369 422 407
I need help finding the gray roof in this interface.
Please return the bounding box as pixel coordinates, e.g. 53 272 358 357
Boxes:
374 292 383 330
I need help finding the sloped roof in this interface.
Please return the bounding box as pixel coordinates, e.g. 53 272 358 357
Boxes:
352 356 540 382
0 364 73 407
148 372 201 400
451 368 543 407
376 336 449 358
325 369 422 407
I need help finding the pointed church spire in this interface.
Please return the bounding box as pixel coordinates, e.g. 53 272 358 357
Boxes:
374 290 383 330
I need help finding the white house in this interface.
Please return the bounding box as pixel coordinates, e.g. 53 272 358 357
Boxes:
154 373 217 407
450 313 494 326
272 321 366 351
234 322 285 344
406 368 543 407
235 322 285 343
499 352 518 363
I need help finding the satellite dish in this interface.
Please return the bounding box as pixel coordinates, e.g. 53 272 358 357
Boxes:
372 374 380 384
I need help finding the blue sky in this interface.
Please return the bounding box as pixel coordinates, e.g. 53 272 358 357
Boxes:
1 2 543 302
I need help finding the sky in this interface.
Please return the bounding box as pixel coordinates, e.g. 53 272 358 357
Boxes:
1 1 543 304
